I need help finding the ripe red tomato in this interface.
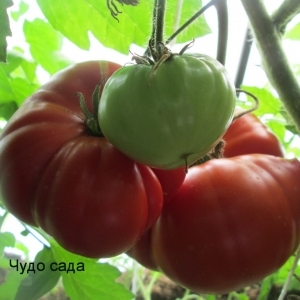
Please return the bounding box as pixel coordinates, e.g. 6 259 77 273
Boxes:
223 113 284 157
151 167 186 202
0 61 163 258
126 229 158 271
152 155 300 294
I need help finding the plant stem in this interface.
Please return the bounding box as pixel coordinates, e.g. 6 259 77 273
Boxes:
278 245 300 300
165 0 217 45
241 0 300 131
155 0 166 45
214 0 228 65
234 26 253 88
272 0 300 34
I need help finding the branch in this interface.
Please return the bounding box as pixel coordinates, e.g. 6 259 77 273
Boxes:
234 27 252 88
272 0 300 34
240 0 300 131
214 0 228 65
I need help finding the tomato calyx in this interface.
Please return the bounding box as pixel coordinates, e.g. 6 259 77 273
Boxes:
132 39 195 86
77 82 104 137
190 140 225 167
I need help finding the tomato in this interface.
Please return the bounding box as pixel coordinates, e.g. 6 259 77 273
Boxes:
99 53 236 170
223 113 284 157
0 61 164 258
126 229 158 271
151 155 300 294
151 167 186 202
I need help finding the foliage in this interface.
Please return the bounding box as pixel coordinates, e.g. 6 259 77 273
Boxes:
0 0 300 299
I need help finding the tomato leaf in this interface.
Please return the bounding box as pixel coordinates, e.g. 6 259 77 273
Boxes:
0 51 40 112
241 86 282 116
285 23 300 40
164 0 211 44
36 0 210 54
51 240 134 300
23 19 72 75
0 232 15 256
0 0 13 63
10 0 29 22
14 247 61 300
0 270 27 300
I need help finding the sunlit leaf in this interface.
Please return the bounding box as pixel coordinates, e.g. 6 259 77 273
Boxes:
0 0 13 62
51 240 134 300
23 19 71 75
36 0 210 54
15 247 61 300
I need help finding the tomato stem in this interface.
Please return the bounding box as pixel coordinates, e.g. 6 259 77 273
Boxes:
165 0 216 46
77 83 104 137
155 0 166 47
147 0 166 61
214 0 228 65
240 0 300 132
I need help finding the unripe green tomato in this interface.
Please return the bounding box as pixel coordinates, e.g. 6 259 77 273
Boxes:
99 54 236 169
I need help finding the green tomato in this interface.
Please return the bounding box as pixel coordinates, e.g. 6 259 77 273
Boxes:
99 54 236 169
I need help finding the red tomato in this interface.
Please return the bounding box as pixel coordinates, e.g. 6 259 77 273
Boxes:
126 229 158 271
151 167 186 202
223 113 284 157
152 155 300 294
0 61 163 258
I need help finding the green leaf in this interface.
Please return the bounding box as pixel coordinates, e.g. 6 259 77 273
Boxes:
164 0 211 44
0 51 40 110
14 247 61 300
0 232 15 256
0 67 13 100
51 240 134 300
285 22 300 40
36 0 210 54
23 19 71 75
0 0 13 63
241 86 282 116
10 77 39 106
10 0 29 22
14 241 30 261
0 270 27 300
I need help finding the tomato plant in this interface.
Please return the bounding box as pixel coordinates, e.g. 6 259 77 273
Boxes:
99 53 236 170
223 113 284 157
0 61 164 258
1 0 300 299
151 155 300 294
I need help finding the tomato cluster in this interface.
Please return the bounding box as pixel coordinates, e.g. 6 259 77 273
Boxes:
1 59 300 295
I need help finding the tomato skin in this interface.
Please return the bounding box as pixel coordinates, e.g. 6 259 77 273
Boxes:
223 113 284 157
99 54 236 169
0 61 164 258
152 155 300 294
151 167 186 202
126 229 158 271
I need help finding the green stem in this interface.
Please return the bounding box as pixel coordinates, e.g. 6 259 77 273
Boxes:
214 0 228 65
22 224 51 248
155 0 166 46
241 0 300 131
272 0 300 34
78 83 104 137
234 27 253 88
165 0 217 45
278 245 300 300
